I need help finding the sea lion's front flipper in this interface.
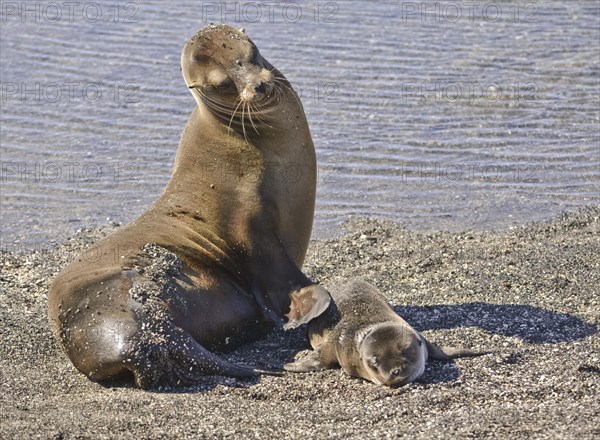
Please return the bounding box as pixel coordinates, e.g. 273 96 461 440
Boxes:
124 324 266 389
424 338 495 361
283 285 331 330
283 349 327 372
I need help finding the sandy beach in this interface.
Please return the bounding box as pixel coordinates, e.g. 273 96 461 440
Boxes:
1 1 598 438
1 207 598 439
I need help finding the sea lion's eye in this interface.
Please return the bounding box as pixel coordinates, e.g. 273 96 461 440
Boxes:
207 78 234 93
418 339 423 346
249 46 262 65
207 70 232 89
215 77 234 90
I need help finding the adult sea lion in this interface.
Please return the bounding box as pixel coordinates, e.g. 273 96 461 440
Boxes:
48 24 330 389
285 279 491 386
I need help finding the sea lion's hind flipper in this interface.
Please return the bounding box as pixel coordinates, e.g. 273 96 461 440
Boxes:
424 339 496 361
253 368 285 377
283 349 327 373
123 326 259 389
283 285 331 330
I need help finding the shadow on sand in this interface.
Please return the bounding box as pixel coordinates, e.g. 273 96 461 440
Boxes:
96 303 597 391
392 302 598 385
393 302 597 343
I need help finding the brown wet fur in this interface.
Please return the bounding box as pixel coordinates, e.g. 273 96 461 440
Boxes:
48 24 330 389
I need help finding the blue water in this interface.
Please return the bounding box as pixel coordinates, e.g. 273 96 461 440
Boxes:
1 1 599 251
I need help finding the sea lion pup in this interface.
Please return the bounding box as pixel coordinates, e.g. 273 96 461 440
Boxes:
48 24 330 389
284 279 491 386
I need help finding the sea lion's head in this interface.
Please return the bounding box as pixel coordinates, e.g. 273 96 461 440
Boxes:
181 24 275 107
358 323 427 387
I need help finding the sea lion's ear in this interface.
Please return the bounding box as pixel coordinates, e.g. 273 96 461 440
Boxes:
424 338 495 360
283 285 331 330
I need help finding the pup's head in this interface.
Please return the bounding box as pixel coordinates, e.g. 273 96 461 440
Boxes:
358 323 427 387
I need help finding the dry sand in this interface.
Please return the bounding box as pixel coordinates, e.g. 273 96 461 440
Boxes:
1 207 599 439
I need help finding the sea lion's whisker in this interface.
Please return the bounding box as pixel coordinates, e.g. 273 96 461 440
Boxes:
241 103 248 142
271 79 302 108
197 89 247 128
249 103 273 129
247 104 260 135
197 90 229 114
229 98 243 131
197 88 238 114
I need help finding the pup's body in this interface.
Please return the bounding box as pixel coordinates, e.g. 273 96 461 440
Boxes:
285 279 491 386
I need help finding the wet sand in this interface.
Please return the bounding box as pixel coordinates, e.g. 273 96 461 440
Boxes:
1 207 599 439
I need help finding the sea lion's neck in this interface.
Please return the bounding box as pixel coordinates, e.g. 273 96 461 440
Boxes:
168 104 273 193
151 84 315 268
151 104 273 235
156 105 262 221
170 85 310 188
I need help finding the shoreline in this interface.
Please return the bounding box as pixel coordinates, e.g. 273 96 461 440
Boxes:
1 206 599 439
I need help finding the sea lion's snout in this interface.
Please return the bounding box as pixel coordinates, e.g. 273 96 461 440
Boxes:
239 80 271 102
234 67 274 103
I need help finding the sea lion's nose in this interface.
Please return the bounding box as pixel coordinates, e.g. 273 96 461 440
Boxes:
240 82 267 102
255 81 266 94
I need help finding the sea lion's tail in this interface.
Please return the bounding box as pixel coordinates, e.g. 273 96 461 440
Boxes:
123 323 275 389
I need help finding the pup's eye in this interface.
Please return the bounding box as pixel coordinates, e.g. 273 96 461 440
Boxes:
418 339 423 346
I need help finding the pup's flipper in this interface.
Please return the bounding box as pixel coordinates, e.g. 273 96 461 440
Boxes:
283 350 328 373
